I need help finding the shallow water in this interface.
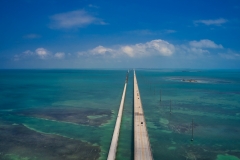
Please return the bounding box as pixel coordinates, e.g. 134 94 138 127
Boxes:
0 69 240 160
137 69 240 160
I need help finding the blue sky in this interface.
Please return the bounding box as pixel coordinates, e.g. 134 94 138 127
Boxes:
0 0 240 69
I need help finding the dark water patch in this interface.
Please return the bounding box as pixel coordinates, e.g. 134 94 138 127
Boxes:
13 107 112 127
0 124 100 160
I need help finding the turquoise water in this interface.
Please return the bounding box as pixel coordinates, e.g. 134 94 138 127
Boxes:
137 69 240 160
0 69 240 160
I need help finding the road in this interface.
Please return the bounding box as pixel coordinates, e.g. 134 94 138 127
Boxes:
134 70 153 160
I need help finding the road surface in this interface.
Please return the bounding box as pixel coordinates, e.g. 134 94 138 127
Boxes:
134 70 153 160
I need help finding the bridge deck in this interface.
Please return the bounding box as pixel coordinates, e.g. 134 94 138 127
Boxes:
107 72 128 160
134 70 153 160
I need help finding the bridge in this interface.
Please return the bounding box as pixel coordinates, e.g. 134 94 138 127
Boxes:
133 70 153 160
107 70 153 160
107 72 128 160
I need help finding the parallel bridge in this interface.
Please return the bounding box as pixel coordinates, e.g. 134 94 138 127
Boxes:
107 70 153 160
107 71 128 160
134 70 153 160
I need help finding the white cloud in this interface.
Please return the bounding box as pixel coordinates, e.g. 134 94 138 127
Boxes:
13 50 34 61
194 18 227 26
124 39 175 57
90 46 114 55
219 51 240 60
146 40 175 56
119 40 174 57
49 10 106 29
14 39 228 63
176 39 225 57
78 39 175 58
35 48 48 59
189 39 223 49
20 48 50 60
13 48 70 61
54 52 65 59
176 45 210 57
77 46 115 57
23 50 34 55
121 46 135 57
189 47 210 54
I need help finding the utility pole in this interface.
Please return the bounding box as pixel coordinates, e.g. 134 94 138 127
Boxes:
170 100 172 114
160 90 161 102
191 119 194 141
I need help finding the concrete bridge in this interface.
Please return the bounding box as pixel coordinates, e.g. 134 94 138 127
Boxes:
133 70 153 160
107 70 153 160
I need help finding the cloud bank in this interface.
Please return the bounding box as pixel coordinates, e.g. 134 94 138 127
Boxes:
90 46 114 56
14 39 231 64
79 39 175 58
121 40 175 57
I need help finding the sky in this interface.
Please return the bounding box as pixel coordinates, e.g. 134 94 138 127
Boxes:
0 0 240 69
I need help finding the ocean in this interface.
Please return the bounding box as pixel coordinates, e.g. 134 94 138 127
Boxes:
0 69 240 160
